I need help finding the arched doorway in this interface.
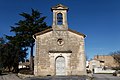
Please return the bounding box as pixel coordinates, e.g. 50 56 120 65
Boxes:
56 56 65 75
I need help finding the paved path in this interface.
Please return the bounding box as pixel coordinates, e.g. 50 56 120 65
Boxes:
0 73 21 80
92 74 120 80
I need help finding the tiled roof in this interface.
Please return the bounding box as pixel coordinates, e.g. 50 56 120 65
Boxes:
19 62 30 66
34 28 86 38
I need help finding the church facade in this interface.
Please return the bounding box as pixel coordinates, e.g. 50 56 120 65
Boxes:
34 4 86 76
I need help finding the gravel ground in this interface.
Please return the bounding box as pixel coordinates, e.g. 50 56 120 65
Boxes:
0 73 21 80
2 73 119 80
0 74 88 80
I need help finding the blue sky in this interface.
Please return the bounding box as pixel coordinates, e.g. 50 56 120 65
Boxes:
0 0 120 59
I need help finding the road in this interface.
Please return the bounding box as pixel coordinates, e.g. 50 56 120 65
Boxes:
92 74 120 80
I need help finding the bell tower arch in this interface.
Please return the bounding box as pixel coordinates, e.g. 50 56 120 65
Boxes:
51 4 68 30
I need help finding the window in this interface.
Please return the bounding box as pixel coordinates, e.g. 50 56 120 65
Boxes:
57 38 64 46
57 13 63 25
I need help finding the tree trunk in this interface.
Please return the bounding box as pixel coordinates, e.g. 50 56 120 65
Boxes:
12 64 19 73
30 45 34 71
8 66 11 72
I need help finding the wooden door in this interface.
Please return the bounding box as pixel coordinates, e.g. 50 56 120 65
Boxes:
56 56 65 75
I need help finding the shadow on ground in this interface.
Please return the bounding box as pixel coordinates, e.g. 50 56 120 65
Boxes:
24 76 88 80
0 73 7 76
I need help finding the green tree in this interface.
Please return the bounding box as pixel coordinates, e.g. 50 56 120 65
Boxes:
0 37 5 45
0 37 26 72
0 37 5 72
7 9 50 70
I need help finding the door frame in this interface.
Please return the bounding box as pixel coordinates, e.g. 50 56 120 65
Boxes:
49 52 71 76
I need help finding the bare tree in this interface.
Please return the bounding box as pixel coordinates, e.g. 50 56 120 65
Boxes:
111 51 120 66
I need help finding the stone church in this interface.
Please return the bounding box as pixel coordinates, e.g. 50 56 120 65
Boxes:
34 4 86 76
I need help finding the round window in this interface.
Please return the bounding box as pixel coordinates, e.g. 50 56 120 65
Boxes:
57 38 64 46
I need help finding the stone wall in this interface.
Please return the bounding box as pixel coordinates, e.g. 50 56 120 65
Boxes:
34 30 86 76
94 55 119 67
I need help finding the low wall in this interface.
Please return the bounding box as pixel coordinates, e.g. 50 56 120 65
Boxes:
94 68 115 73
117 74 120 77
18 73 34 79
